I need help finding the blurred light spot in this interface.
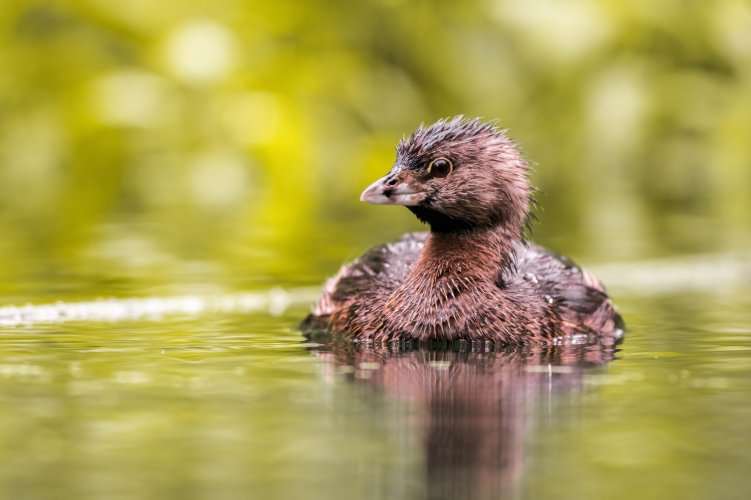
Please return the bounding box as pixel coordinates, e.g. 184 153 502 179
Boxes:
189 151 249 208
713 2 751 62
689 377 730 389
189 377 209 390
114 371 151 384
268 287 289 317
165 20 237 84
492 0 611 62
0 363 46 378
91 71 169 127
87 230 171 270
591 253 751 296
587 66 646 151
219 92 282 146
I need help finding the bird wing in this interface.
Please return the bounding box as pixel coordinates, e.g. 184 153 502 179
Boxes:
508 242 624 337
312 232 428 317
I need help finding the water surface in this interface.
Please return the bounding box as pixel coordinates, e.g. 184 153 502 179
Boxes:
1 259 750 500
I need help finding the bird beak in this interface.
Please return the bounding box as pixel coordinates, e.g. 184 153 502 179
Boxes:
359 172 427 206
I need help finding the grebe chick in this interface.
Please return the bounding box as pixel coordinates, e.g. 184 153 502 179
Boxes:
304 117 623 345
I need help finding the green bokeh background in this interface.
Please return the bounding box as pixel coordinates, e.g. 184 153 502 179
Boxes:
2 3 751 500
2 0 750 302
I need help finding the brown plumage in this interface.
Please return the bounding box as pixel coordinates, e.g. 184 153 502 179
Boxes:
303 117 624 345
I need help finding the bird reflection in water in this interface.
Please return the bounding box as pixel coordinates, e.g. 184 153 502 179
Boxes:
310 338 617 500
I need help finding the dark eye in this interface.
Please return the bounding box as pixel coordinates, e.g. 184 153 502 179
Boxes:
427 157 453 178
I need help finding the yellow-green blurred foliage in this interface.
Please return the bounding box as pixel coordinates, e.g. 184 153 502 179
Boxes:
1 0 750 293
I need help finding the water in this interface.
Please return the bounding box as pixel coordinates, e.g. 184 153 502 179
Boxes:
1 254 750 500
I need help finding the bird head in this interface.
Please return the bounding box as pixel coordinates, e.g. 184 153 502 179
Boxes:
360 117 531 234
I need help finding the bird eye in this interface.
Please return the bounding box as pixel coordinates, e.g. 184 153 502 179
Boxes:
427 157 453 178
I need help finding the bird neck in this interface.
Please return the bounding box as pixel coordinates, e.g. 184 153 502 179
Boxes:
382 225 521 339
417 225 517 282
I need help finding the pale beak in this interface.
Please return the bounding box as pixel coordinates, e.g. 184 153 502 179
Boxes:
359 174 427 206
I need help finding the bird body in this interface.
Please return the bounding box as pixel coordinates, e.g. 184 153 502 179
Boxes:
304 117 623 345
